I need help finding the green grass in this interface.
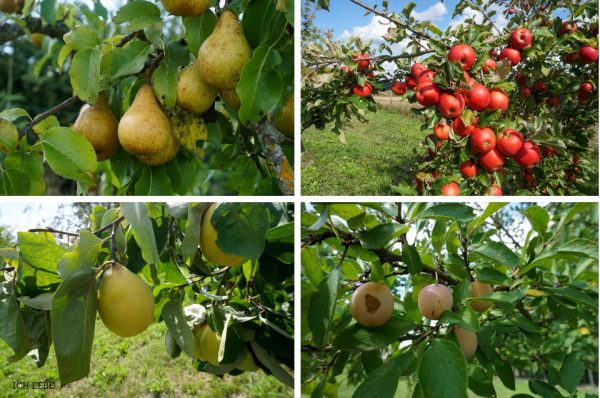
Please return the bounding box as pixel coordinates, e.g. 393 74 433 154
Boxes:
0 320 292 398
301 103 424 196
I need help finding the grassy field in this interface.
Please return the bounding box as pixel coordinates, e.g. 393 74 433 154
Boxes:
0 320 292 398
301 97 424 196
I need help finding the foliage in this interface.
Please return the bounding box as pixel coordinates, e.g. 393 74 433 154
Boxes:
301 0 598 195
301 202 599 397
0 1 294 195
0 202 294 389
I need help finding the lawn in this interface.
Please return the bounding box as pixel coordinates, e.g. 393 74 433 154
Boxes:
301 98 424 196
0 320 292 398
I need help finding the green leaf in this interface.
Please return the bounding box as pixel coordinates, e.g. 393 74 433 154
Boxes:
51 267 97 386
121 203 160 264
183 10 217 56
431 220 447 253
308 268 341 349
135 167 173 195
301 246 325 287
69 48 101 103
161 298 195 358
559 353 584 393
415 204 475 222
211 203 269 259
524 205 550 234
359 223 404 249
475 267 510 285
471 241 520 268
151 40 189 110
40 0 56 24
0 118 19 153
250 341 294 388
333 314 416 352
113 0 161 31
520 238 598 274
403 245 422 275
540 287 597 308
17 232 65 295
353 351 418 398
63 26 100 50
101 40 154 81
181 203 205 263
494 360 515 390
467 203 506 235
0 281 31 361
418 340 468 398
3 151 45 195
41 127 97 184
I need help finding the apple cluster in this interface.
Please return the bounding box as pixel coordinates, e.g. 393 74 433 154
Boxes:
345 52 376 97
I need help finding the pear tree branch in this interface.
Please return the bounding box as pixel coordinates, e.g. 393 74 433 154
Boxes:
0 16 70 45
254 120 295 196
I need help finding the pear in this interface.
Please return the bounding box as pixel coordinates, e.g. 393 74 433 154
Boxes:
118 84 172 156
219 88 241 110
176 61 218 114
137 129 180 166
97 263 155 337
270 95 294 138
73 92 119 161
0 0 21 13
31 33 44 48
200 203 248 267
161 0 209 16
198 10 252 90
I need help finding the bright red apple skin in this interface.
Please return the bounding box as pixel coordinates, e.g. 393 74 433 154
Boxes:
438 93 465 118
496 129 523 156
448 44 476 70
460 160 478 178
417 70 436 83
482 59 496 74
411 63 428 79
509 28 532 49
353 83 372 97
499 48 521 66
353 53 370 71
464 83 491 111
416 81 441 106
470 127 497 153
434 122 450 140
580 82 593 93
559 21 577 35
478 148 505 172
547 96 560 106
488 184 503 196
391 81 407 95
520 85 532 97
514 141 541 167
441 182 461 196
488 89 509 113
405 75 418 90
452 116 477 137
578 46 599 64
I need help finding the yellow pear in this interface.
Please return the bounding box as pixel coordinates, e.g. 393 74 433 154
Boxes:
176 61 218 114
161 0 209 16
97 263 155 337
219 88 241 110
118 84 172 156
137 129 179 166
270 95 294 138
238 349 259 372
0 0 24 13
192 324 207 360
199 326 221 365
200 203 248 267
198 10 252 90
73 92 119 161
31 33 44 48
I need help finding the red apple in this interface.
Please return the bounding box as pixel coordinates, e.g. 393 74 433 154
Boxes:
520 85 532 97
488 89 509 113
405 75 418 90
470 127 496 153
438 93 465 118
434 122 450 140
340 65 353 77
565 52 578 63
490 49 499 57
353 82 372 97
452 115 478 137
391 81 407 95
499 48 521 66
441 182 461 196
578 46 599 63
515 71 527 85
478 148 505 172
417 69 436 83
507 8 515 15
496 129 523 156
542 146 557 157
487 184 503 196
482 59 496 74
352 53 370 71
580 81 593 93
533 81 547 92
559 21 577 35
448 44 476 70
577 90 590 105
514 141 541 167
416 81 441 106
547 96 560 106
464 83 491 111
460 160 478 178
509 28 532 50
411 63 428 80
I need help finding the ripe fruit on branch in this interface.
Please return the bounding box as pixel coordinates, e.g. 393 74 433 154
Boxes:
270 95 294 137
350 282 394 327
192 324 208 360
438 93 465 118
482 59 496 74
499 48 521 66
448 44 476 70
520 85 532 97
98 263 155 337
515 71 527 85
533 81 547 92
470 281 493 311
415 81 441 106
418 284 453 319
176 61 218 114
578 46 599 64
441 182 461 196
434 122 450 140
391 81 406 95
417 70 436 83
0 0 25 13
31 33 44 48
559 21 577 35
352 53 370 71
340 65 353 77
496 129 523 156
487 89 509 113
353 82 372 97
161 0 210 16
74 92 119 161
460 160 477 178
200 203 248 267
580 81 593 93
478 148 505 172
405 76 418 90
199 326 221 365
470 127 496 153
411 63 428 79
577 90 590 105
565 52 578 64
464 83 491 111
514 141 541 167
509 28 532 49
487 184 502 196
452 115 477 137
546 96 560 106
454 326 477 359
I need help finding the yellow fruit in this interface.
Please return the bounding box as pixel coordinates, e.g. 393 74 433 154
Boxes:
238 349 259 372
270 95 294 137
454 326 477 359
192 324 207 360
198 10 252 90
176 61 218 114
73 92 119 161
470 281 493 312
137 129 179 166
199 326 221 365
161 0 209 16
118 84 172 156
417 284 453 320
31 33 44 48
349 282 394 327
219 88 241 110
200 203 248 267
0 0 22 13
97 263 155 337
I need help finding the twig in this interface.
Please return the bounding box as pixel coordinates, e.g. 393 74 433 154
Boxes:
0 266 15 272
28 227 79 237
253 120 294 195
0 16 69 45
93 216 125 236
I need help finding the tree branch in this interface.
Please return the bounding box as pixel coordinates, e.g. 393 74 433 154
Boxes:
28 227 79 237
253 120 295 195
0 16 70 45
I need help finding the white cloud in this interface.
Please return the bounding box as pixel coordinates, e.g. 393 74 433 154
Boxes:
339 15 392 45
413 3 448 21
450 3 509 31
